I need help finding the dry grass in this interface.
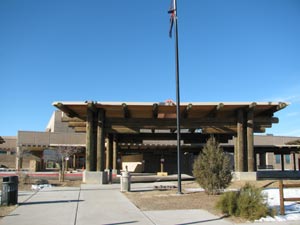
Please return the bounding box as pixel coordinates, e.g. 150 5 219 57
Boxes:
125 181 221 215
124 180 286 218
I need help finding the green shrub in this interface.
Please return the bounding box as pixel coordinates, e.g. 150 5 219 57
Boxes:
216 191 239 216
236 183 269 221
193 137 232 195
216 183 273 221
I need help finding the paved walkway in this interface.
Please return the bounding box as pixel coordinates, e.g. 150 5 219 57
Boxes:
1 183 299 225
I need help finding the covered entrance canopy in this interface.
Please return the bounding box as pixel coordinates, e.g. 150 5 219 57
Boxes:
53 101 287 172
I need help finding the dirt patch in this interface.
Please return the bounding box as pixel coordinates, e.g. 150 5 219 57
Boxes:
124 180 286 221
125 181 221 215
126 189 220 214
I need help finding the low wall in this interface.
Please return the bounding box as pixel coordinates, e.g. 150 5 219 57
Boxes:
257 170 300 180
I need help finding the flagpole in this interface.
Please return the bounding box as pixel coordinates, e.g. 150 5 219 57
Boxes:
173 0 182 194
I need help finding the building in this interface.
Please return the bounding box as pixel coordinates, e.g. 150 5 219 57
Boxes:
1 101 299 181
52 101 300 181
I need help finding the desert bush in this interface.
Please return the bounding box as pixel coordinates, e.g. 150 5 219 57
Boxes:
193 137 232 195
216 183 273 221
236 183 270 220
216 191 239 216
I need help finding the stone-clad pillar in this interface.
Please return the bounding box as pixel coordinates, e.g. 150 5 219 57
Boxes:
97 109 105 171
247 110 255 171
16 146 23 171
86 108 95 171
113 135 117 171
236 109 245 172
105 135 112 170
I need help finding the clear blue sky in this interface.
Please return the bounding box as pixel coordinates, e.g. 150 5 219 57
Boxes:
1 0 300 137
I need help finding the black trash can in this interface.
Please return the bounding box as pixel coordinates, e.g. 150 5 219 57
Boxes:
1 176 18 206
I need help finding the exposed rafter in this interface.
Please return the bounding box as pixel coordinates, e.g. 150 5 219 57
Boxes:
86 101 97 113
182 103 192 118
68 122 86 127
122 103 130 118
206 103 224 117
277 102 288 110
54 102 81 118
53 101 287 135
152 103 158 118
248 102 257 110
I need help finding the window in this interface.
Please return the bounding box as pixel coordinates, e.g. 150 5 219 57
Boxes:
285 155 291 164
275 155 281 164
0 150 6 154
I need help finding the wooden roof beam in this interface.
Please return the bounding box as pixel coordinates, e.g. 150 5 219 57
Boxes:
105 117 277 128
86 101 97 113
54 102 81 118
182 103 192 118
61 113 85 122
256 102 288 117
152 103 158 118
170 128 176 133
248 102 257 111
74 127 87 132
277 102 288 110
189 128 196 133
122 103 130 118
68 122 86 127
206 103 224 117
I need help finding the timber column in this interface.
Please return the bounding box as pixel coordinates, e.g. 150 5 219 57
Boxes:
236 109 245 172
112 135 118 171
112 135 118 177
86 106 96 171
15 146 23 171
247 109 255 171
97 109 105 171
105 135 112 170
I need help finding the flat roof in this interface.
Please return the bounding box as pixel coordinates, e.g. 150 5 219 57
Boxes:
53 101 288 134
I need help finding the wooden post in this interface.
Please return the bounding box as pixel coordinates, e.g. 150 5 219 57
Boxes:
279 180 285 215
105 136 112 170
113 135 117 171
73 154 76 169
292 152 296 171
160 159 164 173
237 109 245 172
259 153 265 169
97 109 105 171
16 146 23 171
281 154 285 171
247 110 255 171
105 137 109 170
86 109 94 171
234 136 239 171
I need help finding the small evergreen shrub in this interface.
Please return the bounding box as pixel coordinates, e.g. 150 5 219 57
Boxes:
216 183 273 221
193 137 232 195
216 191 239 216
236 183 269 221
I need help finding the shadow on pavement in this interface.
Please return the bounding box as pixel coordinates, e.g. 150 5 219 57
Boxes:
19 199 83 205
175 215 229 225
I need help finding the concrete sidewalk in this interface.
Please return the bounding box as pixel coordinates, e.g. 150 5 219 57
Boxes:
0 183 299 225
